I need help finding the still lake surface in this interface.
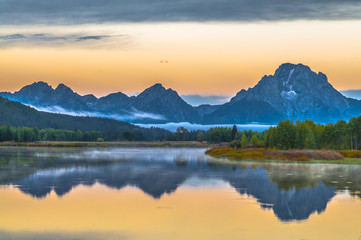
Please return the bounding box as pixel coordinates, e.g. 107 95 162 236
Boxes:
0 147 360 240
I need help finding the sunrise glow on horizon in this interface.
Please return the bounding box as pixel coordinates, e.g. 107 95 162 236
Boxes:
1 20 361 98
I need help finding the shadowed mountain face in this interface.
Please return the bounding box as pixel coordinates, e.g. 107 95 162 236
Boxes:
2 148 360 222
228 63 355 123
0 82 199 123
0 82 91 111
1 63 361 124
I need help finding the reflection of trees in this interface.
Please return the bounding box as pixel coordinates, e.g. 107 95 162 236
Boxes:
0 147 127 185
174 156 188 167
262 164 361 199
318 167 361 198
0 148 361 221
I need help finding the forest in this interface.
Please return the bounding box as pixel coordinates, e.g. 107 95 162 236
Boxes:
1 115 361 151
203 116 361 150
0 125 172 142
171 115 361 150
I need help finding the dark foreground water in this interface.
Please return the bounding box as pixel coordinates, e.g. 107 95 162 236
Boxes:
0 147 360 240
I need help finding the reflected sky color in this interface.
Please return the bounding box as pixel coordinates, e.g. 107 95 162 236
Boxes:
0 147 360 239
0 184 360 240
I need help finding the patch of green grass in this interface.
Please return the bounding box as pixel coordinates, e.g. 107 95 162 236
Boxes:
206 147 361 164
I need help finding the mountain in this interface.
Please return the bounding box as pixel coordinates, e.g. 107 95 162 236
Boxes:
0 81 90 111
94 92 133 117
194 104 220 115
204 100 284 124
0 82 200 123
132 84 200 123
1 63 361 124
210 63 360 123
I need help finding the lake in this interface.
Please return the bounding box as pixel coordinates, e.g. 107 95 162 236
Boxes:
0 147 360 240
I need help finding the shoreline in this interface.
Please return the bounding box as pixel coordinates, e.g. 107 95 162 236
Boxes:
206 147 361 164
0 141 211 148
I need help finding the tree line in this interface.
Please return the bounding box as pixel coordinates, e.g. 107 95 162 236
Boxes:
174 116 361 150
2 115 361 150
265 117 361 150
0 125 173 142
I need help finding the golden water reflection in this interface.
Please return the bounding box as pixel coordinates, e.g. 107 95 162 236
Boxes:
0 182 360 240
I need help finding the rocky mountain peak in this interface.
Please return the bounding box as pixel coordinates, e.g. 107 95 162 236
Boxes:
98 92 130 104
231 63 350 122
137 83 176 100
274 63 327 89
55 83 74 94
142 83 166 93
18 81 53 94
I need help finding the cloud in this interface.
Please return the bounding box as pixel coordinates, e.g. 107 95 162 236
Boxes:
181 94 231 106
340 89 361 100
27 104 166 121
0 33 131 48
1 0 361 25
136 122 272 132
77 35 110 41
0 34 26 39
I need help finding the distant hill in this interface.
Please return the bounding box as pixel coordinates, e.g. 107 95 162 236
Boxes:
1 63 361 124
0 97 170 137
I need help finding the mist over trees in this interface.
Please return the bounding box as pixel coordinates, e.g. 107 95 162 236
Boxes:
0 125 172 142
188 117 361 150
2 116 361 150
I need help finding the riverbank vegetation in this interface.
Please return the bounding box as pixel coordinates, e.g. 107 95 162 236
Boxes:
205 116 361 162
205 147 361 163
0 141 210 148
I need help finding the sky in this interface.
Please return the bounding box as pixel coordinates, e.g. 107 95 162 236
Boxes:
1 0 361 103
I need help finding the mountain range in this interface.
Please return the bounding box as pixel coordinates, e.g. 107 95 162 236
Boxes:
1 63 360 124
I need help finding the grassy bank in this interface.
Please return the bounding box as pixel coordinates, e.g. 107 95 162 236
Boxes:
206 147 361 164
0 141 211 148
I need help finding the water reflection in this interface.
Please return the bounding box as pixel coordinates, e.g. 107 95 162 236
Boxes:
0 147 360 222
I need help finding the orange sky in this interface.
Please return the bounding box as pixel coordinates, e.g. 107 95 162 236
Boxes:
1 21 361 97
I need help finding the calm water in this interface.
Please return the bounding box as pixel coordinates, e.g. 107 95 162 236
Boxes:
0 147 360 240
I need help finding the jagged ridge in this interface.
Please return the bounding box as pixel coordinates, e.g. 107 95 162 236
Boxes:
1 63 360 124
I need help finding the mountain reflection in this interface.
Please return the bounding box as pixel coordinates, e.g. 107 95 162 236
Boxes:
1 147 360 222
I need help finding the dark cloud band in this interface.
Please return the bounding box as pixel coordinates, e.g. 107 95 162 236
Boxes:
1 0 361 25
0 33 130 48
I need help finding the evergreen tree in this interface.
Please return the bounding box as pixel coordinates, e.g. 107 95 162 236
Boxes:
304 128 316 149
235 131 243 140
231 125 238 140
250 135 259 146
175 127 189 141
196 131 205 142
265 127 276 149
241 134 248 149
